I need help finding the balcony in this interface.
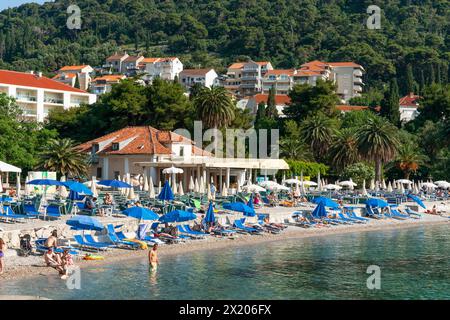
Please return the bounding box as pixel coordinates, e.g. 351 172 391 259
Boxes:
44 97 64 105
353 85 363 92
353 69 363 77
354 77 364 85
16 95 37 102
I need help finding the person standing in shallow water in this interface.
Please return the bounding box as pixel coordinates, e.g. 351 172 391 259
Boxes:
149 244 159 271
0 238 7 274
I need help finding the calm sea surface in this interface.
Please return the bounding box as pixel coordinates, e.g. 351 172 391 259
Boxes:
2 224 450 299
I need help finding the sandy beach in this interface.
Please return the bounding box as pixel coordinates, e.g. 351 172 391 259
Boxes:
1 201 449 282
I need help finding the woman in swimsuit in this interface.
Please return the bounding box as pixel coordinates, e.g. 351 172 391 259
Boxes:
0 238 6 274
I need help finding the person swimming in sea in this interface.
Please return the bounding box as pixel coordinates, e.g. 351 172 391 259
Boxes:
148 244 159 271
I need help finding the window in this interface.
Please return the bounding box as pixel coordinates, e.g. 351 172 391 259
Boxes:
180 146 184 157
112 143 119 151
97 167 102 179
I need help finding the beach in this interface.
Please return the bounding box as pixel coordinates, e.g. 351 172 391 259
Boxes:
1 200 449 282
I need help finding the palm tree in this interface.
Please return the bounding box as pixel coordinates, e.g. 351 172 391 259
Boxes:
389 143 428 179
37 138 88 178
299 112 337 161
280 137 314 161
356 116 399 181
329 128 360 171
194 86 235 129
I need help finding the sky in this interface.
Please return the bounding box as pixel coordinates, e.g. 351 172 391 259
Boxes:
0 0 50 11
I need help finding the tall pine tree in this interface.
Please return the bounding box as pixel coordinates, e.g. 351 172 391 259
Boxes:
380 78 400 126
265 86 279 119
405 64 415 94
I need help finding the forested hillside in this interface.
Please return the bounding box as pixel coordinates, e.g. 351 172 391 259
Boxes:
0 0 449 91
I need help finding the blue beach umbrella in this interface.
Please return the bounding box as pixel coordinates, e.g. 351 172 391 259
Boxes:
159 210 197 223
158 181 174 201
63 181 93 196
312 202 327 218
312 197 339 209
66 216 104 231
27 179 64 186
407 193 426 209
365 198 389 208
98 179 132 188
204 202 215 223
223 202 256 216
123 206 159 221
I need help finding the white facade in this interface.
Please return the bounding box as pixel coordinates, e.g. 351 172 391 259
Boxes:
328 64 365 103
144 58 183 81
400 106 419 123
179 69 218 89
0 72 96 122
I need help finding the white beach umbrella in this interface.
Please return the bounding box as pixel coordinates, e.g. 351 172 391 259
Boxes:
128 187 136 200
413 183 420 194
369 179 375 190
339 180 358 187
381 179 387 190
400 183 405 194
172 175 178 194
435 181 450 188
149 177 156 199
243 184 266 193
194 178 200 193
362 180 368 196
143 175 149 192
158 180 162 194
317 171 321 191
397 179 413 185
295 182 301 196
392 180 397 189
178 181 184 196
422 182 437 189
0 175 4 193
375 181 380 192
90 176 98 197
199 177 205 194
387 181 393 193
189 176 195 191
222 182 228 197
207 183 212 200
324 184 342 190
284 178 302 185
15 174 21 197
259 180 278 188
24 176 30 196
162 166 184 174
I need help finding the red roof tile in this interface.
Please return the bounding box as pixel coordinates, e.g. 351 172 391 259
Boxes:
265 69 295 76
399 93 420 107
253 94 291 105
336 105 369 111
0 70 88 93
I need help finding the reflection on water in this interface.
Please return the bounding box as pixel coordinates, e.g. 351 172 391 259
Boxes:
1 224 450 299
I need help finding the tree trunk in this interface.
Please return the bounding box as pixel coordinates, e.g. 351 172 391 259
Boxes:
375 159 382 182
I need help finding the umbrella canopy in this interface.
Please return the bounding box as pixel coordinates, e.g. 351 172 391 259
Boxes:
397 179 413 184
339 180 357 187
243 184 266 193
365 198 389 208
266 184 290 191
435 180 449 187
159 210 197 223
199 177 205 194
204 202 215 223
369 179 375 190
323 184 342 190
27 179 63 186
422 182 437 189
143 175 149 192
223 202 256 216
312 202 327 218
259 180 279 188
407 194 426 209
66 216 104 231
98 180 132 188
63 181 93 196
90 176 98 197
387 181 393 192
381 179 387 190
178 181 184 196
124 206 159 220
158 181 174 201
189 176 195 191
282 178 301 185
128 187 136 200
362 180 368 196
162 166 184 174
0 160 22 173
16 175 21 196
149 180 156 199
312 197 339 209
194 178 200 193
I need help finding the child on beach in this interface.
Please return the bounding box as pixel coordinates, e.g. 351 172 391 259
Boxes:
0 238 6 274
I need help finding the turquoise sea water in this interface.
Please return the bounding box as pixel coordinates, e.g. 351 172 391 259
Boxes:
1 224 450 300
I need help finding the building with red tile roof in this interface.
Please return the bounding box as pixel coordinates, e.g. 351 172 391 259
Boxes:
0 69 96 122
399 92 421 122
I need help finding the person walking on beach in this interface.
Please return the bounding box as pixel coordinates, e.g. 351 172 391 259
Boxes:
149 244 159 271
0 238 6 274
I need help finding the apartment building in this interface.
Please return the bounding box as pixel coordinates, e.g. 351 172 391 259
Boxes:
328 62 365 102
179 68 219 90
144 57 183 81
240 61 273 97
90 75 126 95
53 65 94 91
122 55 145 75
0 70 96 122
104 52 129 73
262 69 296 95
223 62 245 96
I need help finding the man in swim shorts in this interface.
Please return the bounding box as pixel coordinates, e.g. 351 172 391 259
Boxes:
148 244 159 270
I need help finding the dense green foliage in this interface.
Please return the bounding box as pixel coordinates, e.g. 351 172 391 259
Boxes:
0 0 448 94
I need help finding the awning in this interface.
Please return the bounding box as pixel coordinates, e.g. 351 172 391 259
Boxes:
0 161 22 173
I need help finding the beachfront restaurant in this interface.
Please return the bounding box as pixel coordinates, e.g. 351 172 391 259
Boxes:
77 126 289 192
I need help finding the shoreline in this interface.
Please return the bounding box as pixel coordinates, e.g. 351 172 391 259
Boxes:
1 214 448 282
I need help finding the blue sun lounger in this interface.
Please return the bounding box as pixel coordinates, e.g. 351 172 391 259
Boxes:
233 219 261 234
345 208 370 222
35 239 80 256
119 230 164 245
42 205 62 219
405 208 422 218
175 226 199 239
366 206 383 219
106 224 140 249
0 206 28 223
84 234 116 248
337 212 362 224
73 235 110 251
23 204 40 218
390 208 410 220
183 225 210 236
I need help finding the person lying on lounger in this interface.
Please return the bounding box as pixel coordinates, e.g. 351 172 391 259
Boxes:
426 205 438 215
